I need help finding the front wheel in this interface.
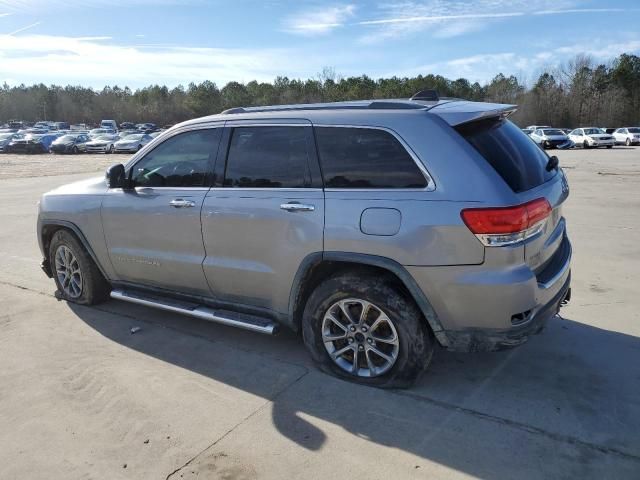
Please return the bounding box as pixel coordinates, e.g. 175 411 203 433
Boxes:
607 145 613 149
583 140 590 149
626 138 631 146
49 230 110 305
302 273 434 388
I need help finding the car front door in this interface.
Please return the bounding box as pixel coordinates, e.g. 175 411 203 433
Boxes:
101 125 223 295
201 122 324 315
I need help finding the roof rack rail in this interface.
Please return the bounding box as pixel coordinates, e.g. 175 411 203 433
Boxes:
411 90 439 102
221 100 428 115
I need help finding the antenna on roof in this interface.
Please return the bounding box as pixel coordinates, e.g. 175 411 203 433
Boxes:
410 90 439 102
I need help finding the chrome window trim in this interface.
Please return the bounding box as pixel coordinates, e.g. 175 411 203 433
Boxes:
207 187 323 193
312 124 436 192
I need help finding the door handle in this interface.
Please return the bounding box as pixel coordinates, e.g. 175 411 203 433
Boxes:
169 199 196 208
280 202 315 212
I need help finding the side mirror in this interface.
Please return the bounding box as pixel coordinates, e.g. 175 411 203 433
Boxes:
105 163 126 189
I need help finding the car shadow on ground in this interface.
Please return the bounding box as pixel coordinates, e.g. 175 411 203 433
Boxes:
68 301 640 478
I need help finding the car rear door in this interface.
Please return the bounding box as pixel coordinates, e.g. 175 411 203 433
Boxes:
101 124 223 295
201 121 324 314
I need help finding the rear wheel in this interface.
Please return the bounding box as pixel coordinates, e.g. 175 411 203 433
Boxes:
49 230 110 305
302 273 434 388
607 145 613 149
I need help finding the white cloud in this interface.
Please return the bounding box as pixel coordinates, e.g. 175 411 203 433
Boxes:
387 38 640 85
0 34 303 87
353 1 638 43
283 4 356 35
6 21 41 36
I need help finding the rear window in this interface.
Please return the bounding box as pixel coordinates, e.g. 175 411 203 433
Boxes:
315 127 427 189
456 118 556 193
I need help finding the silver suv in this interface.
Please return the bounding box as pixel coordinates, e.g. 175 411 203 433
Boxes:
37 92 572 388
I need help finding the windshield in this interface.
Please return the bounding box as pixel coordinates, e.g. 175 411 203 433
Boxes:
95 135 114 141
628 128 640 133
457 118 557 193
58 135 77 142
542 129 565 136
0 133 14 140
123 134 144 140
584 128 603 135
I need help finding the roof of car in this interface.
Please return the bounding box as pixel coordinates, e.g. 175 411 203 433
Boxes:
178 98 517 128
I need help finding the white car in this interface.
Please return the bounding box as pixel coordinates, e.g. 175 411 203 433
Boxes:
529 128 571 149
85 134 120 153
113 133 153 153
568 128 615 149
612 127 640 146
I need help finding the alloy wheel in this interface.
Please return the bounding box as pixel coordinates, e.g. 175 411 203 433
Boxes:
54 245 83 298
321 298 400 378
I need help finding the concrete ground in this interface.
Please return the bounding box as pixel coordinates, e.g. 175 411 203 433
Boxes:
0 148 638 479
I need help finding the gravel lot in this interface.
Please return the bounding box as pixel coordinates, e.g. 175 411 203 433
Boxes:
0 152 131 180
0 147 639 479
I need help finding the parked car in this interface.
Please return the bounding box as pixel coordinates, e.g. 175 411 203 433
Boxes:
37 94 572 387
89 128 116 138
521 128 533 136
135 123 157 133
6 133 59 153
525 125 551 130
50 133 91 154
85 134 120 153
70 124 90 131
612 127 640 146
0 132 21 152
119 122 136 130
100 120 118 132
113 133 152 152
529 128 572 149
568 127 615 149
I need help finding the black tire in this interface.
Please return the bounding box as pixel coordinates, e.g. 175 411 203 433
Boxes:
108 144 114 154
72 146 79 154
302 272 434 388
625 138 631 146
137 144 142 151
607 145 613 149
583 140 590 149
49 229 110 305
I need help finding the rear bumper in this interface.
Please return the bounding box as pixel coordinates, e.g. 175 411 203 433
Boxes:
407 235 572 352
442 273 571 352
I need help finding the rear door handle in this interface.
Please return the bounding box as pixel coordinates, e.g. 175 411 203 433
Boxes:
280 202 315 212
169 199 196 208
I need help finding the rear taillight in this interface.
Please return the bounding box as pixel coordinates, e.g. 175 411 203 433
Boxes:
461 198 552 246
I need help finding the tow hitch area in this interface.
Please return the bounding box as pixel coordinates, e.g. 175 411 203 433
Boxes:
561 287 571 306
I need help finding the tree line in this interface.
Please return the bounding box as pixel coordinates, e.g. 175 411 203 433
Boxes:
1 54 639 128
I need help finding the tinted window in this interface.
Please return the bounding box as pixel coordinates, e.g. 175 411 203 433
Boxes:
131 128 221 188
456 118 556 193
224 126 311 188
315 127 427 189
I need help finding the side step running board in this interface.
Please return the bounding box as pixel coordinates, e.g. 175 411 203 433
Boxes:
110 289 278 335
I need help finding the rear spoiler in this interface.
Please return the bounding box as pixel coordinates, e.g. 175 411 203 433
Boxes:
428 100 517 127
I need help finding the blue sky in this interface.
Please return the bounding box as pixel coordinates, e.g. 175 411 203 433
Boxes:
0 0 639 88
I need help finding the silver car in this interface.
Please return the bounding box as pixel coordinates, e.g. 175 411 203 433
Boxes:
113 133 153 153
85 134 120 153
529 128 572 149
37 93 572 388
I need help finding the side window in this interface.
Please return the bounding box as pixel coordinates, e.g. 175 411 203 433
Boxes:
224 126 311 188
315 127 427 189
131 128 221 188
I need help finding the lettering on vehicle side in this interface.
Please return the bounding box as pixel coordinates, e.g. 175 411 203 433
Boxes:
113 255 161 267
